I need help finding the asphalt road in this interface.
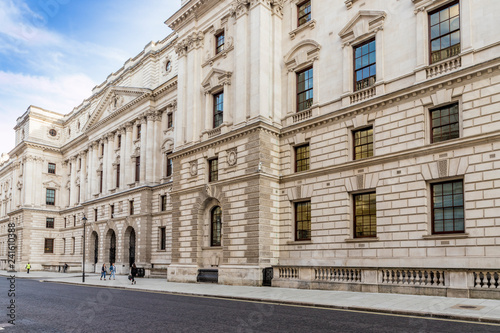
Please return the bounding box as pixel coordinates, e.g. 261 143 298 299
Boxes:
0 278 499 333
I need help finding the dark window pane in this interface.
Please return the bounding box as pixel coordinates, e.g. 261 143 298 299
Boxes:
432 180 464 234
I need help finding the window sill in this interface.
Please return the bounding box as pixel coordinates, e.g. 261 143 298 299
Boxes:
286 240 312 245
201 45 234 68
344 237 379 243
422 233 468 240
202 246 222 250
289 19 316 40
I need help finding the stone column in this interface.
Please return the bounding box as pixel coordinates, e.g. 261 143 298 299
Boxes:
119 128 126 190
70 157 77 206
107 133 114 192
87 144 94 197
153 111 162 182
34 157 44 207
175 44 187 145
145 112 155 183
233 7 249 123
223 82 232 125
24 157 34 206
139 117 147 183
92 142 99 195
287 70 295 114
80 150 87 203
125 123 134 186
204 93 212 131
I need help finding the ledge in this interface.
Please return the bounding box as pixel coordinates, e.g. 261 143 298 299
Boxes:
286 240 312 245
422 233 469 240
345 237 379 243
289 20 316 40
201 246 222 250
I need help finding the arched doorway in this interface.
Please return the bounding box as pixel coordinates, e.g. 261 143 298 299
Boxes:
129 229 135 267
108 230 116 264
91 231 99 269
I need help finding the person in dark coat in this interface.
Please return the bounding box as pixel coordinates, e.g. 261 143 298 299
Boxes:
130 263 137 285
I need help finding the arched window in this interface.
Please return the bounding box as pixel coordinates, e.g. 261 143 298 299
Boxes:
211 206 222 246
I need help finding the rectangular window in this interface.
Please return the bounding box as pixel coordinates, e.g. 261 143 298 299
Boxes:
432 180 464 234
215 31 225 54
297 0 311 26
431 103 459 143
213 92 224 128
167 113 173 128
73 215 76 227
63 238 66 254
137 125 142 140
354 39 376 91
101 143 105 156
161 195 167 212
99 171 103 193
64 217 67 228
72 237 75 254
297 67 313 112
354 192 377 238
135 156 140 182
116 164 120 188
44 238 54 254
46 217 54 229
94 208 98 222
46 189 55 205
48 163 56 174
209 158 218 182
78 158 82 170
111 204 115 218
295 201 311 241
117 135 122 148
159 227 166 250
353 127 374 160
429 1 460 64
295 144 310 172
130 200 134 215
166 154 173 177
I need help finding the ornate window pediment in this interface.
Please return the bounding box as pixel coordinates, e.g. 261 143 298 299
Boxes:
201 68 232 94
284 39 321 72
339 10 386 45
43 180 61 189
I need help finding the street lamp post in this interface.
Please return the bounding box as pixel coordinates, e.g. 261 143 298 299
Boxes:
82 215 87 283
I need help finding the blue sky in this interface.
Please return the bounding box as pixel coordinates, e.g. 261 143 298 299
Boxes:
0 0 179 154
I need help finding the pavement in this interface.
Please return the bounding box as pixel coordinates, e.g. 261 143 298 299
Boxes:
2 270 500 324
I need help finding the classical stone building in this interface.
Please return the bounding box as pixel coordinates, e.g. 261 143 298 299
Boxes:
1 0 499 298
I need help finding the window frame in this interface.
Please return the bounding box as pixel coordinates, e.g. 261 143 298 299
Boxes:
208 158 219 183
353 191 377 238
210 206 222 247
428 1 460 64
135 156 140 182
161 195 167 212
46 188 56 206
137 125 142 140
296 66 313 112
295 200 311 241
48 163 56 174
353 38 376 92
44 238 54 254
215 31 225 54
430 103 460 144
297 0 311 27
167 113 173 128
431 179 465 234
353 126 374 160
294 144 310 172
213 91 224 128
129 200 135 215
116 164 120 188
46 217 54 229
159 227 166 250
166 153 173 178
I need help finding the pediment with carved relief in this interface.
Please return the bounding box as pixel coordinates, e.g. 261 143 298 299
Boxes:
201 68 232 94
339 10 386 45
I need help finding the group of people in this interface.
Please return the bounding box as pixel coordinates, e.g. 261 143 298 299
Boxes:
101 262 138 284
100 263 116 280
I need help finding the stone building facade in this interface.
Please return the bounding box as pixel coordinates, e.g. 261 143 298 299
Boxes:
1 0 499 298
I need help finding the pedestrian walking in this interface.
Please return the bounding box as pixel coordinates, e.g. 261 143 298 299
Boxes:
63 263 68 273
109 263 116 280
130 263 137 285
100 263 107 280
25 262 31 274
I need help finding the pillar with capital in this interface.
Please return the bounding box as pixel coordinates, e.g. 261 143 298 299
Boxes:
107 133 115 192
80 150 87 203
145 111 155 183
139 117 147 183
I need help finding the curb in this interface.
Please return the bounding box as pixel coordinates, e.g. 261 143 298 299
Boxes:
38 279 500 325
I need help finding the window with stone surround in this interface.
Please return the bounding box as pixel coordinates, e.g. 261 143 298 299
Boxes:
99 171 103 193
166 153 173 178
432 180 464 234
160 195 167 212
295 144 310 172
116 164 120 188
430 103 459 143
353 127 373 160
135 156 140 182
48 163 56 174
213 91 224 128
167 113 173 128
295 201 311 241
297 67 313 112
72 237 75 254
44 238 54 254
117 135 122 148
211 206 222 246
353 192 376 238
159 227 166 250
429 1 460 64
137 125 142 140
111 204 115 218
354 39 376 91
129 200 135 215
209 158 218 182
94 208 98 221
215 31 225 54
297 1 311 27
46 189 55 205
46 217 54 229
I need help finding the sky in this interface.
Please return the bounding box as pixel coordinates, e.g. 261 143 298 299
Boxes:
0 0 179 154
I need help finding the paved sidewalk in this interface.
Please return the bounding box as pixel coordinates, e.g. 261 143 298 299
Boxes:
2 270 500 324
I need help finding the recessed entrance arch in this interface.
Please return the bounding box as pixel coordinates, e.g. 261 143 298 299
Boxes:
106 229 116 264
91 231 99 269
124 227 136 267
